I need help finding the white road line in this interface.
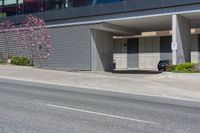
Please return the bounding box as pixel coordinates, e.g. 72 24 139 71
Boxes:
46 104 157 125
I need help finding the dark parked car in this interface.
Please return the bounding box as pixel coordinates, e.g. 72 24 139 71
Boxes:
113 60 116 70
157 60 171 71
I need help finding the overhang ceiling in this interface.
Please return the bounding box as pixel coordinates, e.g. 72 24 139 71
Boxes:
106 11 200 31
108 15 172 32
95 11 200 35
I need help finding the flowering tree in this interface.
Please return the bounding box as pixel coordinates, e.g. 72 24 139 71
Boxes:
0 20 14 30
16 14 52 65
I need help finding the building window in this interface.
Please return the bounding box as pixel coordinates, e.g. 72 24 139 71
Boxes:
72 0 93 7
24 0 38 14
38 0 46 12
4 0 17 16
65 0 72 8
0 0 5 17
46 0 67 10
17 0 23 15
0 0 125 17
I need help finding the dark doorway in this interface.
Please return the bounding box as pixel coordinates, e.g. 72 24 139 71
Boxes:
160 36 172 61
198 35 200 52
127 38 139 68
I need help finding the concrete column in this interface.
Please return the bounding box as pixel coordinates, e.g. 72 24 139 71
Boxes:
191 34 199 63
90 29 114 71
172 15 191 65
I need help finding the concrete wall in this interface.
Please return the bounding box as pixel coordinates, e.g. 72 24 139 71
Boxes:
139 37 160 69
91 29 114 71
191 34 199 63
172 15 191 65
113 39 127 69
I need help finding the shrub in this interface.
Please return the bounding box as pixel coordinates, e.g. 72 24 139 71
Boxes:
166 65 177 72
174 62 196 73
11 56 30 66
0 60 5 64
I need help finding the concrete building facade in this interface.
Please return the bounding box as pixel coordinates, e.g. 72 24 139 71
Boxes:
114 35 199 70
0 0 200 71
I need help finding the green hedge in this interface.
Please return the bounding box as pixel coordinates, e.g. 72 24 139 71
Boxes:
167 63 200 73
175 63 196 73
166 65 177 72
11 56 30 66
0 60 5 64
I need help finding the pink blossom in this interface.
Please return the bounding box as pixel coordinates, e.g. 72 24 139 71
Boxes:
14 14 52 65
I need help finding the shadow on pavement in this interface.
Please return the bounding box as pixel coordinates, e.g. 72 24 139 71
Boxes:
112 70 162 74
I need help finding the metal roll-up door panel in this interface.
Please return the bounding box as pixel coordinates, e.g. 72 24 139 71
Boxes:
41 25 91 71
6 31 20 57
0 32 6 60
0 31 20 59
0 32 5 54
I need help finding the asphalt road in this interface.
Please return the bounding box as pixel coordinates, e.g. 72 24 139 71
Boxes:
0 79 200 133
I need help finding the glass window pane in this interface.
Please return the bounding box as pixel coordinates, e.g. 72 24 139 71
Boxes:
65 0 72 8
46 0 65 10
72 0 92 7
0 0 125 16
55 0 65 9
24 0 38 14
93 0 101 5
4 0 17 16
38 0 46 12
17 0 24 15
0 0 5 17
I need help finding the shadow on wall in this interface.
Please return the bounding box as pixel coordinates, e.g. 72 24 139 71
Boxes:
91 29 114 72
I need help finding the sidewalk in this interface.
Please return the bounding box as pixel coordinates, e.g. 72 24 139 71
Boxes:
0 65 200 102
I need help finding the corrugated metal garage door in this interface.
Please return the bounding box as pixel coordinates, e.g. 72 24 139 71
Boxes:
0 33 5 54
0 31 20 60
40 25 93 71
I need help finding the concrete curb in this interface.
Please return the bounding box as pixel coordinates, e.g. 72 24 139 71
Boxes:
152 72 200 81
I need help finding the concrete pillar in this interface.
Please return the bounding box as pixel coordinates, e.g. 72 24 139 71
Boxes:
191 34 199 63
90 29 114 71
172 15 191 65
